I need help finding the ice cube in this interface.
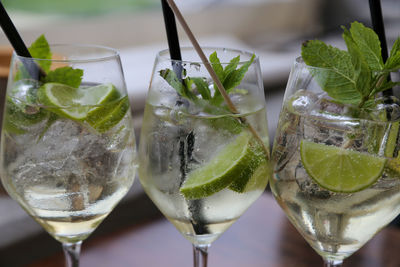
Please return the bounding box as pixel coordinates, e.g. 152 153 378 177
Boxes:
289 89 319 115
9 79 40 103
295 163 332 199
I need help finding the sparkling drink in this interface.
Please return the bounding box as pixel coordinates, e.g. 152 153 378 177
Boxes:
0 42 137 266
139 102 269 245
271 89 400 261
138 47 271 266
1 93 137 243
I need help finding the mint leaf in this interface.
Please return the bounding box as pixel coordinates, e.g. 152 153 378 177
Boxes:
191 77 211 100
209 52 225 82
302 22 400 111
160 52 254 109
223 54 255 92
342 26 372 99
390 37 400 57
29 34 52 72
43 67 83 88
159 69 196 101
349 21 384 71
385 51 400 70
301 40 362 105
212 55 241 101
224 55 241 79
375 81 400 94
385 38 400 69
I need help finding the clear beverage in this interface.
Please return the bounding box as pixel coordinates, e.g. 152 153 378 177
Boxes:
270 90 400 261
1 97 137 243
139 47 271 266
139 102 269 246
1 43 137 266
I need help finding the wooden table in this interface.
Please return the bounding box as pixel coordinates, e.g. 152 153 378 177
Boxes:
27 193 400 267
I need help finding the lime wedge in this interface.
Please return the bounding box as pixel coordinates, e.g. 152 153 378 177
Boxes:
37 82 129 133
37 83 119 121
300 140 386 193
230 161 270 193
86 96 129 133
229 143 269 193
180 131 265 199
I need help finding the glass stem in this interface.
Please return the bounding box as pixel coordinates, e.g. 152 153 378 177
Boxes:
323 259 343 267
193 244 210 267
62 241 82 267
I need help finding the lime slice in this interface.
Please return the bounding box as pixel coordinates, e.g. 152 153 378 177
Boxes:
86 96 129 133
229 143 269 193
230 161 270 193
38 83 119 121
180 131 264 199
300 140 386 193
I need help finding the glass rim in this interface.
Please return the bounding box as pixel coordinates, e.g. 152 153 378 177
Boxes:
156 46 259 65
12 43 120 63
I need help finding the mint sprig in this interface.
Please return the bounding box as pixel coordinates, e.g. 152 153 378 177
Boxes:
160 52 255 111
7 35 84 137
15 35 83 88
301 21 400 109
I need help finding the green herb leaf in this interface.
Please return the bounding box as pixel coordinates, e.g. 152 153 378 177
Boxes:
209 51 225 82
390 37 400 57
375 81 400 94
385 51 400 70
191 77 211 100
160 52 254 110
29 34 52 73
301 40 362 105
385 38 400 69
43 66 83 88
224 55 241 79
159 69 197 101
342 26 372 99
302 22 400 111
349 21 384 71
223 54 255 92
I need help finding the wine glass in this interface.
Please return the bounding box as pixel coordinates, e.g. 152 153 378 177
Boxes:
0 44 137 266
270 58 400 266
138 47 271 266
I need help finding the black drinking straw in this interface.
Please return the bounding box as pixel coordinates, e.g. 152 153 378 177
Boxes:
368 0 392 96
160 0 208 235
161 0 182 79
369 0 389 62
0 2 45 79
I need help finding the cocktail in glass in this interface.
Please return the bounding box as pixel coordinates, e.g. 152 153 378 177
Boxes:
138 47 271 266
0 44 137 266
271 57 400 266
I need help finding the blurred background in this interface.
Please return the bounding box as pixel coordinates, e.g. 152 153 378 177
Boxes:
0 0 399 265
